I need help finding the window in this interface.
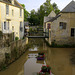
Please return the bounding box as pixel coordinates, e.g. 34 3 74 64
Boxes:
59 22 67 29
71 28 75 37
20 22 22 27
47 23 51 29
20 22 23 32
4 22 6 30
6 5 9 15
12 10 14 16
20 9 22 17
12 26 14 30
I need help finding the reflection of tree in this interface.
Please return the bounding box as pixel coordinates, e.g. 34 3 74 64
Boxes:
29 38 44 49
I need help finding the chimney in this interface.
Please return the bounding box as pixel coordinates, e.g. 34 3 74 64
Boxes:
11 0 14 5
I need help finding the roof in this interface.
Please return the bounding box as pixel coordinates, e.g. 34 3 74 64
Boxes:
44 16 53 23
0 0 23 9
47 15 61 22
48 11 56 17
60 1 75 13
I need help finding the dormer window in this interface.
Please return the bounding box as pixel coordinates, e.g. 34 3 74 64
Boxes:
6 5 9 15
20 9 22 17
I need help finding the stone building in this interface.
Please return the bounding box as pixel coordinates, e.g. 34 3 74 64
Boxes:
0 0 24 39
44 1 75 45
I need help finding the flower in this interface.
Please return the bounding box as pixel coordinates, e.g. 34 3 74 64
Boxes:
46 65 49 67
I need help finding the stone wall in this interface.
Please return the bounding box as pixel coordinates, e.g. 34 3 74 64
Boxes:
0 38 28 70
0 32 14 48
51 13 75 45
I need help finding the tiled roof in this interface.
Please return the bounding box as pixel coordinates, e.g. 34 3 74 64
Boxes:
0 0 23 8
60 1 75 13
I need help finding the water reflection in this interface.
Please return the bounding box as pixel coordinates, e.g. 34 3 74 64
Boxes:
24 38 47 75
29 46 38 51
24 53 46 75
46 48 75 75
0 38 75 75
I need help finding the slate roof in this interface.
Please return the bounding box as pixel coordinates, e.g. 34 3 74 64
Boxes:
47 15 61 22
0 0 23 9
60 1 75 13
44 16 53 23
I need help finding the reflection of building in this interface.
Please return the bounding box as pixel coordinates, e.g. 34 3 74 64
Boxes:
0 0 24 39
44 1 75 45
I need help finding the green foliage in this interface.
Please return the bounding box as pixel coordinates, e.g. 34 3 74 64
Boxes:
21 1 60 26
0 63 6 71
52 2 60 14
14 47 18 59
29 28 33 32
15 37 19 41
21 4 29 21
28 9 40 26
5 53 11 64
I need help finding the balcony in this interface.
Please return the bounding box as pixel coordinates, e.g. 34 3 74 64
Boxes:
6 16 11 21
2 30 12 34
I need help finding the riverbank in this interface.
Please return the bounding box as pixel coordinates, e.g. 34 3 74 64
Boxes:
45 39 75 48
0 50 29 75
0 38 31 71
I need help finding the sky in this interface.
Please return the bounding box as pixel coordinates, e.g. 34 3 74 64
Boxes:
18 0 75 12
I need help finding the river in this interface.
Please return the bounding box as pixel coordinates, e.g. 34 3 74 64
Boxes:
0 38 75 75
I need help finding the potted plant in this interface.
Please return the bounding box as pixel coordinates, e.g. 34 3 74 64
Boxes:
41 65 47 72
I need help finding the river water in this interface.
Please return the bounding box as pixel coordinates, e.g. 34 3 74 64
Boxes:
0 38 75 75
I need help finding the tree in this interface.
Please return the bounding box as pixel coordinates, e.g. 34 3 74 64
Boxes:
37 0 54 25
21 4 29 21
52 2 60 14
28 9 40 26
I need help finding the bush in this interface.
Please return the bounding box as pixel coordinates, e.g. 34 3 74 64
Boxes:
5 53 11 64
15 37 19 40
29 28 32 32
0 63 6 71
14 47 19 59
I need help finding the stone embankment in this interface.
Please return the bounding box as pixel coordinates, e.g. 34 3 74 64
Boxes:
0 38 29 70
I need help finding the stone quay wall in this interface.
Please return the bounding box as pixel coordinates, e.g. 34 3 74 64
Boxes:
0 38 28 70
